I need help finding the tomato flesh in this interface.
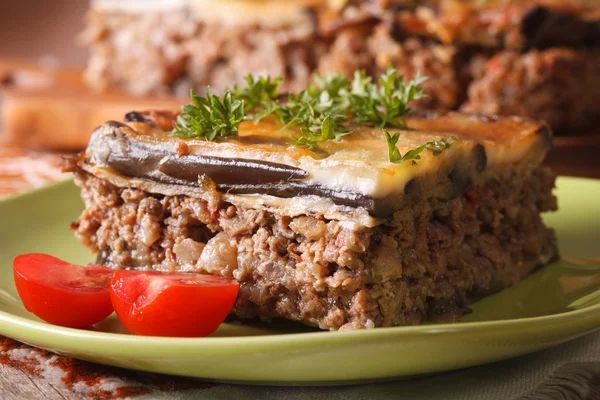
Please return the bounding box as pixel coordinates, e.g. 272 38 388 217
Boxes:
13 254 114 328
110 270 239 337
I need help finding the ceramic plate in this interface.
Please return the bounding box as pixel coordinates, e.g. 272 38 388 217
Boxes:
0 177 599 384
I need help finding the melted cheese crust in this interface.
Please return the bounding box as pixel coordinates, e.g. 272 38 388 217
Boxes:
112 112 549 200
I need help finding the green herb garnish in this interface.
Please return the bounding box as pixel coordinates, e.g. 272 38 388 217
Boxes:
171 88 244 140
170 67 454 163
348 69 427 128
424 137 457 155
233 75 282 113
290 115 348 151
283 74 351 149
384 129 457 164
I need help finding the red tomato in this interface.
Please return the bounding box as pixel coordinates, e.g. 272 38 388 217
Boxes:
13 254 114 328
110 270 239 337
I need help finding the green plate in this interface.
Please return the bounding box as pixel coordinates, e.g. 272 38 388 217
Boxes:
0 177 600 384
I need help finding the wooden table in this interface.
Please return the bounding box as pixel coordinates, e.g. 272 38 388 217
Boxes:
0 137 599 399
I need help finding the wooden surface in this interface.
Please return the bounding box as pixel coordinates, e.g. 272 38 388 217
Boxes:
546 131 600 179
0 337 214 399
0 60 184 150
0 134 599 398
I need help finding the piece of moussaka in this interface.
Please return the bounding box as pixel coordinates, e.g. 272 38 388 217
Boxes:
67 71 558 330
83 0 600 130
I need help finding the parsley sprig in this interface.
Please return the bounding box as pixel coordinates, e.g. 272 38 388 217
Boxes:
170 67 454 163
349 69 427 128
233 75 282 115
282 75 351 150
171 88 244 141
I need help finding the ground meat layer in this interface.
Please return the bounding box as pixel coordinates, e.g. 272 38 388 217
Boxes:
72 167 558 330
83 4 600 131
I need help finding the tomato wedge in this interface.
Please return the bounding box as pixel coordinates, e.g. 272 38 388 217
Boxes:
110 270 239 337
13 254 114 328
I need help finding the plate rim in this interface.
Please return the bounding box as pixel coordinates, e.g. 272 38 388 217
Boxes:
0 291 599 351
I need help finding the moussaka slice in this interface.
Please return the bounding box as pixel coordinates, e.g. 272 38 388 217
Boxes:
67 73 558 330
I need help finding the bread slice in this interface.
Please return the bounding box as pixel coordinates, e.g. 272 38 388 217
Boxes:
0 60 182 150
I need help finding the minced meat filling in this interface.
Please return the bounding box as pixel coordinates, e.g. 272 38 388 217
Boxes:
72 167 557 330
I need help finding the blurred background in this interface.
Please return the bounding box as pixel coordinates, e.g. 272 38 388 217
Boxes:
0 0 599 197
0 1 87 66
0 1 90 196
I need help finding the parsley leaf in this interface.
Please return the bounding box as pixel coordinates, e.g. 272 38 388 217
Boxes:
424 137 457 155
384 129 457 164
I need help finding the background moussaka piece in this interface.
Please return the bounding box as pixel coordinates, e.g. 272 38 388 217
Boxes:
82 0 600 131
